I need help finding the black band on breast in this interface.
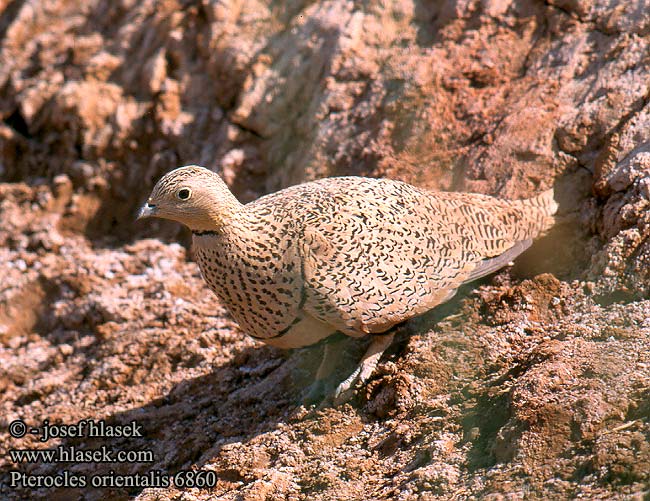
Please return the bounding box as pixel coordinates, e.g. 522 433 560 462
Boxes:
193 230 219 236
249 316 302 340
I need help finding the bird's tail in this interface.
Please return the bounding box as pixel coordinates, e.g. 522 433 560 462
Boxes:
511 188 558 237
521 189 558 217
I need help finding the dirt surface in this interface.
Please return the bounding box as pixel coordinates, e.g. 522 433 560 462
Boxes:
1 0 649 499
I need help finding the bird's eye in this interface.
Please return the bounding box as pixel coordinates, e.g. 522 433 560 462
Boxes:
177 188 191 200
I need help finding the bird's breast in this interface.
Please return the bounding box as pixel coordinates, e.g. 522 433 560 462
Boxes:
192 233 305 341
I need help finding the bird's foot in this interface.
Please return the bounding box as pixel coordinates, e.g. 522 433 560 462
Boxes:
332 367 361 405
332 333 395 406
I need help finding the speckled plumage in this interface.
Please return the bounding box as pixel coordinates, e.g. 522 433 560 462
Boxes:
139 165 557 400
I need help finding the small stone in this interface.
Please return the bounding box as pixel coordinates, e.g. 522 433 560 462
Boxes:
59 344 74 356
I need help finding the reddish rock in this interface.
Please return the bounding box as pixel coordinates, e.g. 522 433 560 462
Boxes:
1 0 649 499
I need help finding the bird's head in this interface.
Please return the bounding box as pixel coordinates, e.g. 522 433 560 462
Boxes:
137 165 242 232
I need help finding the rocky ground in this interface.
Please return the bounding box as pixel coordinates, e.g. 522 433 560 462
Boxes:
1 0 649 499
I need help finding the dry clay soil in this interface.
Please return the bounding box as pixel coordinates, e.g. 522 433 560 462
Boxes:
1 0 650 499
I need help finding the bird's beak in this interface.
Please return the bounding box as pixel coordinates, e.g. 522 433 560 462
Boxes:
136 203 157 220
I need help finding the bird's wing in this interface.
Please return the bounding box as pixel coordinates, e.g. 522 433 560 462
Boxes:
463 238 532 283
297 181 547 336
299 224 469 336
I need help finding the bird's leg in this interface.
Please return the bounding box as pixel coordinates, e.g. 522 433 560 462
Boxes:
301 335 346 405
333 332 395 405
316 340 341 380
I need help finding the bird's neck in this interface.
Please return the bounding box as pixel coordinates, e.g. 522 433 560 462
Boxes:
186 194 244 234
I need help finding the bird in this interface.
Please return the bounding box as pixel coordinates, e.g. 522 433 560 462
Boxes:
137 165 557 403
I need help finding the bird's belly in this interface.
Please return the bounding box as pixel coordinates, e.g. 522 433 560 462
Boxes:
196 262 333 348
259 314 336 349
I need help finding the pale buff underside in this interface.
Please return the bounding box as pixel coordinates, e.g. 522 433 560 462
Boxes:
261 314 341 349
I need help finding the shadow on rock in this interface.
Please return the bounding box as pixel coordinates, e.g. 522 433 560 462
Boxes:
4 343 320 501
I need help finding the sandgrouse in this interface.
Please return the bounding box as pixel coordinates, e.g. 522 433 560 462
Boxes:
138 165 557 403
